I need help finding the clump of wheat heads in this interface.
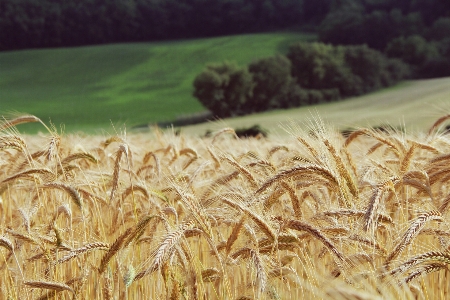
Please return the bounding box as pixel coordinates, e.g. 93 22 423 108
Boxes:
1 114 450 299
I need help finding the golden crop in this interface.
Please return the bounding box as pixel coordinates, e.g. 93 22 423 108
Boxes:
1 115 450 299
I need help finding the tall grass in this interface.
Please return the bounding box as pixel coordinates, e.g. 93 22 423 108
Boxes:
1 114 450 299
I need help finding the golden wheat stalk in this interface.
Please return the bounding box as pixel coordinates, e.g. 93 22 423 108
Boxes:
250 249 267 297
56 242 109 265
42 182 83 209
427 114 450 137
201 170 239 200
122 215 156 248
297 136 319 158
399 143 416 174
404 263 448 283
110 143 128 203
366 141 383 155
0 236 14 252
221 197 276 242
98 227 133 274
24 280 74 294
225 216 246 254
61 152 98 165
0 115 42 131
280 181 302 218
363 184 387 232
388 251 450 277
286 220 345 263
134 221 194 281
323 139 359 198
211 128 238 144
121 184 149 202
320 209 392 224
2 167 54 184
103 270 113 300
201 268 220 282
266 145 288 160
348 234 387 255
262 185 286 211
256 165 338 194
222 155 258 189
0 135 27 154
385 211 443 265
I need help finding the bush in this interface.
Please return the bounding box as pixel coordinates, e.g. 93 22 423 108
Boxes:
384 35 439 74
247 55 293 112
193 62 254 118
234 124 268 138
344 44 410 92
288 42 408 97
427 18 450 41
287 42 350 95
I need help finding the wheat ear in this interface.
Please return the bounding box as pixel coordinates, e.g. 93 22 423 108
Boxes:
56 242 109 265
221 197 276 242
98 227 133 274
110 143 128 202
405 263 448 283
388 251 450 277
42 182 83 209
267 145 288 160
399 143 416 174
287 220 345 263
61 152 98 165
211 128 237 144
24 280 74 294
385 211 443 266
280 182 302 218
427 114 450 137
324 139 359 198
222 155 258 189
251 249 267 297
0 115 42 130
134 221 194 281
363 183 389 232
225 216 246 254
256 165 338 194
0 135 27 153
0 236 14 252
2 168 54 184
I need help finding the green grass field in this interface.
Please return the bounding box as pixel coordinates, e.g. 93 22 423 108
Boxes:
0 32 314 133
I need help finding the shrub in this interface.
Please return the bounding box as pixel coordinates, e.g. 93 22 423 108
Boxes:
193 62 253 118
235 124 268 138
384 35 439 75
247 55 293 112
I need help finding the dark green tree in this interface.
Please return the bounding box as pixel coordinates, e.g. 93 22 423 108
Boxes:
344 44 409 92
427 18 450 41
247 55 293 111
193 62 254 118
384 35 439 75
287 42 356 97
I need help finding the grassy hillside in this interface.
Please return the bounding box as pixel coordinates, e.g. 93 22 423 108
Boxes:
0 32 314 133
179 76 450 137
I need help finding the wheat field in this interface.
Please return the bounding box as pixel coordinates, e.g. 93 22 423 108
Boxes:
1 115 450 299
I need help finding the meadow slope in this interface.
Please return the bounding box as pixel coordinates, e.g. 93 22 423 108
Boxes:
180 76 450 137
0 32 313 133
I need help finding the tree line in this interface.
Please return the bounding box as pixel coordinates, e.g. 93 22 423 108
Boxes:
193 43 410 118
192 0 450 117
0 0 308 50
319 0 450 78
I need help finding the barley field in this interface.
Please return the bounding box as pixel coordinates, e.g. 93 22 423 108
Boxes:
1 115 450 299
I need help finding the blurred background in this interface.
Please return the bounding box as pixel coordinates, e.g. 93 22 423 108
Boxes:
0 0 449 134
